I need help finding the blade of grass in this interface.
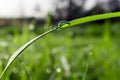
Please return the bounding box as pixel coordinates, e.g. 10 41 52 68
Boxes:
82 63 89 80
0 27 58 80
0 11 120 80
61 12 120 28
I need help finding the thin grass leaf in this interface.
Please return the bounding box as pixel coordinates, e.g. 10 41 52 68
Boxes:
82 63 89 80
61 12 120 28
0 27 58 80
0 11 120 80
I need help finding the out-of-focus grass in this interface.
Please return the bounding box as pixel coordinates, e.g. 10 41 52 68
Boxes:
0 21 120 80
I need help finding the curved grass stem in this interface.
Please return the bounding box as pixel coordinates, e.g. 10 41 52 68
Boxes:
0 27 57 80
0 11 120 80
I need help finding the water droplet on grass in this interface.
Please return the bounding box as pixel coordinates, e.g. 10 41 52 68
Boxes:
50 25 57 30
58 20 70 28
50 20 70 30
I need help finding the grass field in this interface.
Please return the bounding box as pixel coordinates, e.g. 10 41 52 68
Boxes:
0 21 120 80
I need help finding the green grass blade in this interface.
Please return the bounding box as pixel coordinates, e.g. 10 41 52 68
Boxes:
61 12 120 28
1 11 120 80
0 28 57 80
82 63 89 80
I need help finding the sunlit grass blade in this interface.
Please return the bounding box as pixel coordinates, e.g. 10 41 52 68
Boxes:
61 12 120 28
0 11 120 80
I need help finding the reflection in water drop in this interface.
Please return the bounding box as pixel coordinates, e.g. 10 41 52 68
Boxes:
50 25 57 30
50 20 70 30
58 20 70 28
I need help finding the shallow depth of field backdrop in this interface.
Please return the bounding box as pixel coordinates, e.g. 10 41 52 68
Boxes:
0 0 120 80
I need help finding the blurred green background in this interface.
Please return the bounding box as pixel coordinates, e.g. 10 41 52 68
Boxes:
0 0 120 80
0 19 120 80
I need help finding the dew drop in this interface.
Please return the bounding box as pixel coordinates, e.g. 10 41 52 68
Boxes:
58 20 70 28
50 25 57 30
